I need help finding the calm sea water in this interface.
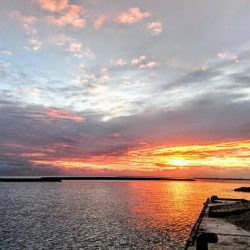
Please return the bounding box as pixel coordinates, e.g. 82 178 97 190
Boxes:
1 180 250 250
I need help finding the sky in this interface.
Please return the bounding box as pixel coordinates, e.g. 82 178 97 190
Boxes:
0 0 250 177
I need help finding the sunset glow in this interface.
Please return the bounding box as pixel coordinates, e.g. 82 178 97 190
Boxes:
0 0 250 177
26 140 250 178
168 159 188 167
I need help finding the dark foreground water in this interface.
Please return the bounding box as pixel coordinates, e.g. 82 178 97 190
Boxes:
1 180 250 250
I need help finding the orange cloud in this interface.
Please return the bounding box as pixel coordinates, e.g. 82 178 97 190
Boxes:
116 7 151 25
44 108 85 123
47 5 86 28
127 140 250 169
94 15 109 29
38 0 86 28
38 0 68 12
21 153 48 158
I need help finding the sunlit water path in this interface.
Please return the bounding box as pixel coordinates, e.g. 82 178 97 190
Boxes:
1 180 250 249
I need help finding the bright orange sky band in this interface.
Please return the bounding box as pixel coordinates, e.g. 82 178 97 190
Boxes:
31 139 250 177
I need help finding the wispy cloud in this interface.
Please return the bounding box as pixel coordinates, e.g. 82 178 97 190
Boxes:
10 11 37 27
46 5 86 28
1 49 14 56
68 42 95 59
93 7 161 36
116 7 151 25
146 22 162 35
38 0 68 12
131 56 157 69
44 107 85 123
93 15 109 29
111 55 157 69
18 87 41 96
131 55 146 65
10 10 42 51
38 0 86 28
217 51 239 62
113 58 128 66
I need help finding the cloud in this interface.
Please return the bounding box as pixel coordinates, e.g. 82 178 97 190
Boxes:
37 0 86 28
0 92 250 176
130 56 157 69
47 34 69 46
68 42 95 59
18 87 41 96
25 38 42 51
10 11 37 27
79 63 86 71
44 107 85 123
217 51 239 62
128 140 250 171
47 35 95 60
0 158 62 176
116 7 151 25
88 85 108 95
113 58 128 66
93 8 161 36
146 22 162 35
1 50 13 56
10 11 42 51
94 15 109 29
131 55 146 65
98 73 110 83
68 42 82 54
46 4 86 28
38 0 68 12
71 76 89 85
72 65 111 87
145 61 157 69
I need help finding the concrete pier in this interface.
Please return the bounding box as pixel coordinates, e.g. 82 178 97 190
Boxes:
185 196 250 250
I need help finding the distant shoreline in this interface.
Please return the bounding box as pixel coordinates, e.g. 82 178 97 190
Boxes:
0 176 195 182
1 177 250 182
195 178 250 181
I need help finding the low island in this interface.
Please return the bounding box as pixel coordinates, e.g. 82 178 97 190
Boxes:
0 176 196 182
234 187 250 192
